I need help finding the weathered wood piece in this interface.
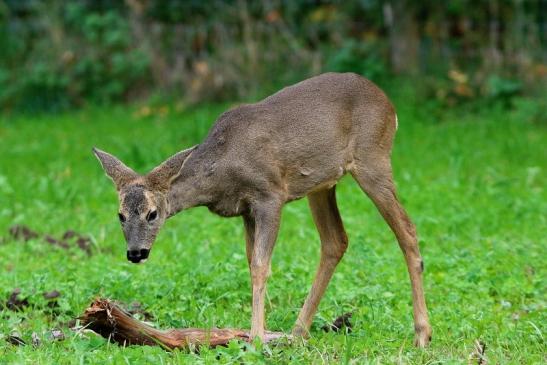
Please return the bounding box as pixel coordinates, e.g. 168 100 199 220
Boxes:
80 298 285 350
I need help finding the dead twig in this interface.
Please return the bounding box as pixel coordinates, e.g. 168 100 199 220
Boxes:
469 339 488 365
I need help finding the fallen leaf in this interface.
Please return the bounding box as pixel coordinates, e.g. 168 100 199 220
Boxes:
31 332 41 347
322 312 352 333
50 329 65 341
7 332 25 346
8 225 38 242
5 288 29 311
43 290 61 300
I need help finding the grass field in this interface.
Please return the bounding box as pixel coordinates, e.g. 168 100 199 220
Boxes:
0 100 545 364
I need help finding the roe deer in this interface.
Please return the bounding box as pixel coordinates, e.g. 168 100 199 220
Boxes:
93 72 432 347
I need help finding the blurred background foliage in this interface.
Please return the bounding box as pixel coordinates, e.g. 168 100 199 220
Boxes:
0 0 545 113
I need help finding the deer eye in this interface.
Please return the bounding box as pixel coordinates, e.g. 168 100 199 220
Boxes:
146 210 158 222
118 213 126 223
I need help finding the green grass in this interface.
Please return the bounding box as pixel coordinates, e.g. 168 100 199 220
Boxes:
0 101 545 364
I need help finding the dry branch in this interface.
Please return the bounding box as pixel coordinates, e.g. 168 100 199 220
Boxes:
79 298 285 350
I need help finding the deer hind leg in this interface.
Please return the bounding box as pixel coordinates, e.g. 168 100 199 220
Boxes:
292 186 348 337
351 158 432 347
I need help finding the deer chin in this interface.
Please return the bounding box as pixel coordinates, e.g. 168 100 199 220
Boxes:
136 258 148 264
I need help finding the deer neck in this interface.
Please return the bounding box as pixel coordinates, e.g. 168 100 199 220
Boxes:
166 149 214 216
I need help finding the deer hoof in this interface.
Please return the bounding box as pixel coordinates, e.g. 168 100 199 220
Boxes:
414 325 432 348
291 326 310 339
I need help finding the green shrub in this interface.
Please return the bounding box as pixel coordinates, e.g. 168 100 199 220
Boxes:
486 75 522 108
0 0 544 113
0 2 150 112
325 40 387 81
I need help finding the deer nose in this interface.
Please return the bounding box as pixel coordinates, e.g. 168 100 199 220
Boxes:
126 249 150 263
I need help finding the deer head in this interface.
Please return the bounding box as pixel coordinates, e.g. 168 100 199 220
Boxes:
92 147 195 263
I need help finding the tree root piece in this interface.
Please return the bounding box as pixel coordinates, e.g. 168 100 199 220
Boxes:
79 298 285 350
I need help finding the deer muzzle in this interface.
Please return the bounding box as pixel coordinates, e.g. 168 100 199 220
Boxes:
127 249 150 264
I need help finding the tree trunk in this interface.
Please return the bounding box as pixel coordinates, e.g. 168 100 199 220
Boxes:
384 0 420 74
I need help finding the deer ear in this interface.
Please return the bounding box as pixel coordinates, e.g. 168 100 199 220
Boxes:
92 147 139 189
146 146 197 190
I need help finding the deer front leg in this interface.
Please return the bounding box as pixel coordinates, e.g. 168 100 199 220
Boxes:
248 200 282 340
242 214 255 269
